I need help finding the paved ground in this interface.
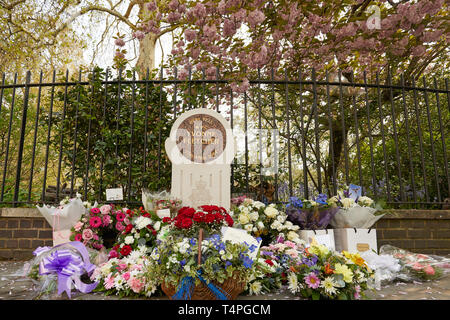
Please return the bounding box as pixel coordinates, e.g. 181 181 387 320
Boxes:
0 260 449 300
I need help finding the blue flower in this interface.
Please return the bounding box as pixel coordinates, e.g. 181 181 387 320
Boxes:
242 256 254 269
256 237 262 243
225 261 232 268
189 238 197 246
315 193 328 205
288 196 303 209
180 259 186 267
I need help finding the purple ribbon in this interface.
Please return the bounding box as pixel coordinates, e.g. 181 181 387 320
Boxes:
34 241 98 298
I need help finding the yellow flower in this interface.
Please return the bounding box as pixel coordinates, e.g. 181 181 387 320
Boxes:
334 263 353 283
342 251 367 268
309 244 330 258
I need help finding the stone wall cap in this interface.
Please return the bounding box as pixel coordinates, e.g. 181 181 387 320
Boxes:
379 209 450 219
0 208 42 218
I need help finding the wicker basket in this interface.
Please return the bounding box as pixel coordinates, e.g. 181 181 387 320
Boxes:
161 229 246 300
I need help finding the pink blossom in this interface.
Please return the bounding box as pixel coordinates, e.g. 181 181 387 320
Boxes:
100 204 112 215
114 38 125 47
122 272 131 281
411 45 426 57
133 31 145 40
74 233 82 242
82 229 93 241
185 29 197 42
146 2 156 11
412 262 425 271
191 3 206 19
74 221 84 232
104 274 115 290
108 250 118 259
93 234 99 241
89 216 102 228
128 277 145 293
354 285 361 299
423 265 435 275
304 272 321 289
222 19 236 37
102 214 111 226
123 217 130 225
284 241 296 248
247 10 265 28
115 222 125 231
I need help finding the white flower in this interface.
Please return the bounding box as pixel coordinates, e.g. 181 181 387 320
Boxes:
328 196 340 206
287 272 300 293
238 213 250 225
253 201 265 209
253 227 258 232
276 215 287 223
153 221 161 231
358 196 374 207
135 216 152 230
321 277 338 295
184 265 191 273
244 224 253 232
249 211 259 221
249 281 262 295
134 233 140 239
264 206 279 218
287 231 299 241
341 197 355 209
124 235 134 245
270 220 282 230
257 221 265 230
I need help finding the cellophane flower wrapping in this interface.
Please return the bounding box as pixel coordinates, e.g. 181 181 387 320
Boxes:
378 245 450 282
359 250 402 289
233 198 301 245
37 196 87 232
26 243 101 299
328 185 384 228
285 196 339 230
142 190 181 217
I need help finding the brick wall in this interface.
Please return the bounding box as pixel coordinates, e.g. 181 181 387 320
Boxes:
374 210 450 256
1 208 450 260
0 208 52 260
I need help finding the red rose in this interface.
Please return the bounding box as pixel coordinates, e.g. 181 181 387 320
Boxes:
126 209 131 215
181 218 193 229
193 212 205 223
162 217 172 223
174 218 184 229
125 224 133 234
265 259 274 266
143 213 151 218
178 207 195 218
214 213 224 223
120 245 132 256
204 214 215 224
225 214 234 227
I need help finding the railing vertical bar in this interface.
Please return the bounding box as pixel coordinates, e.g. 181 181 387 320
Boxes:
41 70 56 203
244 90 249 194
411 77 429 202
433 77 450 198
216 67 220 113
422 76 441 202
114 68 122 181
257 69 264 201
201 68 206 109
56 69 69 203
400 74 417 202
158 66 163 179
1 73 18 202
70 69 82 197
98 68 109 201
83 69 94 201
28 71 43 202
173 67 178 117
230 88 235 194
350 72 363 191
143 68 150 178
338 71 350 186
299 71 308 199
271 72 278 203
325 70 336 196
188 67 192 110
285 69 293 197
312 69 322 194
127 70 136 202
375 72 391 202
387 70 404 202
14 71 32 206
363 72 377 199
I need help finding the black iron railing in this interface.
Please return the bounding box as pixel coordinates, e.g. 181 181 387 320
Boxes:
0 67 448 208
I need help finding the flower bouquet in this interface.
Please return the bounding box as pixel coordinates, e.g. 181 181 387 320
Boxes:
69 205 133 251
233 198 301 245
285 195 339 230
287 244 374 300
379 245 450 281
164 205 234 238
91 245 160 298
329 184 383 229
142 189 181 218
109 207 168 259
147 233 259 300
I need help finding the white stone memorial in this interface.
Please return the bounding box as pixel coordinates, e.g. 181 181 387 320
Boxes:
165 108 236 210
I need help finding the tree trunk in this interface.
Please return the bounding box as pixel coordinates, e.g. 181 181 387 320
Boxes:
135 32 158 79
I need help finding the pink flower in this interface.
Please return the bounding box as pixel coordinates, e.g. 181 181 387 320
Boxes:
89 216 102 228
116 212 126 222
304 272 321 289
102 214 111 226
90 208 100 214
412 262 424 271
104 274 115 290
114 38 125 47
74 233 82 242
284 241 296 249
354 285 361 300
100 204 112 215
108 250 118 259
128 277 145 293
131 264 143 271
185 29 196 42
117 263 127 271
82 229 93 241
115 222 125 231
74 221 84 232
123 217 130 225
122 272 131 281
423 265 435 275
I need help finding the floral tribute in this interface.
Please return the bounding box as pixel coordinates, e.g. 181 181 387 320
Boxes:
146 234 261 290
233 198 301 244
286 244 374 300
164 205 234 238
91 245 159 298
284 195 339 230
69 205 134 251
109 207 168 260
